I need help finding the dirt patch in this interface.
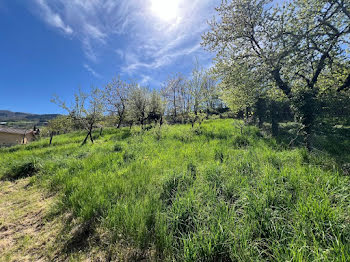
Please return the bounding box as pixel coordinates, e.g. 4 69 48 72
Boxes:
0 179 156 262
0 178 62 262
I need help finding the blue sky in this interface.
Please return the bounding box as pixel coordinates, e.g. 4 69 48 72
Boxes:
0 0 218 114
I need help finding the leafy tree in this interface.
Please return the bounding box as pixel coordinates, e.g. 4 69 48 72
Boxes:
148 89 166 126
202 0 350 150
213 61 262 116
127 84 150 129
46 115 73 145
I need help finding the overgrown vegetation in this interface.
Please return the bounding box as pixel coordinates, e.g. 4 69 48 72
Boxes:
1 119 349 261
2 1 350 261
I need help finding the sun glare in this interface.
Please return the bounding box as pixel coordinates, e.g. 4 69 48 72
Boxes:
150 0 180 22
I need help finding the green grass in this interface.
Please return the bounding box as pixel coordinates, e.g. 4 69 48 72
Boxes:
1 119 349 261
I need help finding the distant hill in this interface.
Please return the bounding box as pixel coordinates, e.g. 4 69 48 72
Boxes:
0 110 59 122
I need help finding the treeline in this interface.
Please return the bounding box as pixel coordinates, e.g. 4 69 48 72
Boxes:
48 63 225 145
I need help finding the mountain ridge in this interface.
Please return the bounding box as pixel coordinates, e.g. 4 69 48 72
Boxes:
0 110 59 122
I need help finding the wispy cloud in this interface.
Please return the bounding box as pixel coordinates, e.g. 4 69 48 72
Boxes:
115 49 124 60
31 0 218 79
35 0 73 35
84 64 101 78
122 42 203 74
32 0 137 62
140 75 152 85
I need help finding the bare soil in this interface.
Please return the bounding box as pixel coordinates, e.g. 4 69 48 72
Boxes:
0 178 154 262
0 178 63 262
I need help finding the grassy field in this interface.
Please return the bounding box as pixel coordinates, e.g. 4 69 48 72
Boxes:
0 119 349 261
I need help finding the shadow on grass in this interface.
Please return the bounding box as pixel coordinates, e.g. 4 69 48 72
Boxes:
1 160 41 181
264 121 350 166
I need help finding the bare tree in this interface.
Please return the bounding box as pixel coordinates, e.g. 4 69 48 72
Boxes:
103 76 129 128
52 87 104 145
201 70 218 117
187 61 206 115
162 74 185 123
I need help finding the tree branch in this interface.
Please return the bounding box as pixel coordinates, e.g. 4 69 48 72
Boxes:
271 69 291 98
337 73 350 92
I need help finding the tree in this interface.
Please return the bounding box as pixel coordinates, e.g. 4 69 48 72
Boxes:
52 87 104 145
127 84 150 129
162 74 185 123
148 89 166 126
202 70 219 117
202 0 350 150
187 61 205 116
46 115 73 145
213 61 262 116
103 76 129 128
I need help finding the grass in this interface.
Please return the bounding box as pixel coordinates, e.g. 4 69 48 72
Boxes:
0 119 349 261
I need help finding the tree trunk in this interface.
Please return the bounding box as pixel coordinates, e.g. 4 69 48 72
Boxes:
270 101 279 137
82 124 94 145
141 119 144 130
49 132 54 146
82 131 90 145
304 123 313 152
117 116 123 128
300 91 316 151
271 118 279 137
256 98 265 129
89 131 94 143
100 127 103 136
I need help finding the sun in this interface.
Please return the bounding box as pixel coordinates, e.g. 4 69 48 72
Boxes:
150 0 180 22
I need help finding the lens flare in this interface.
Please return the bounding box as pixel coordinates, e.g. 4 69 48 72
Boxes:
150 0 180 21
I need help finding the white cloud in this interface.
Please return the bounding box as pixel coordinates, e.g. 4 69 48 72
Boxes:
35 0 73 35
84 64 101 78
115 49 124 59
31 0 218 75
122 42 203 74
84 24 106 42
140 75 152 85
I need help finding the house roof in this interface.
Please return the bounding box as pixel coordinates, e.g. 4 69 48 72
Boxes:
0 127 34 135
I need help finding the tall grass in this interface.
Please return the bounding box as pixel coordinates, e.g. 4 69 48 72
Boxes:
1 119 349 261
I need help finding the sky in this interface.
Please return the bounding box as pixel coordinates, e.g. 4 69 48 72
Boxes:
0 0 219 114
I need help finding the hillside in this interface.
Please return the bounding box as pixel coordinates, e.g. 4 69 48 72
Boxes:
0 119 349 261
0 110 58 122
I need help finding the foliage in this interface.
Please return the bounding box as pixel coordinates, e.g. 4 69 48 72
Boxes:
202 0 350 149
127 84 151 128
45 115 73 135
